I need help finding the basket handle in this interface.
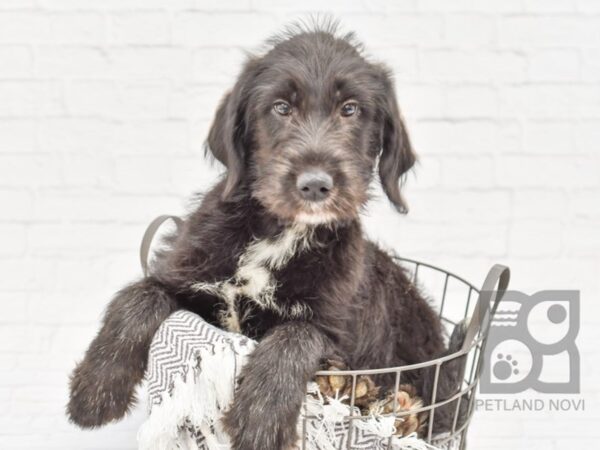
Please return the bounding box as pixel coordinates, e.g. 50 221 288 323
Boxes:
461 264 510 352
140 215 184 277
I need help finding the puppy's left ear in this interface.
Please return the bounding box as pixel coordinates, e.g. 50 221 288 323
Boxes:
377 68 416 214
206 58 260 200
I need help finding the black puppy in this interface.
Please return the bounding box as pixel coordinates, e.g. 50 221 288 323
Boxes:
68 23 459 450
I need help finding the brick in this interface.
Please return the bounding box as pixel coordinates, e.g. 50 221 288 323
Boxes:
575 121 600 154
43 12 106 45
193 0 252 10
105 253 144 287
564 223 600 256
65 80 119 116
189 118 210 153
582 48 600 81
387 220 509 257
35 46 110 78
190 48 245 84
12 386 66 406
37 0 196 10
570 189 600 221
368 47 419 82
172 13 279 47
410 189 511 224
506 257 599 298
0 46 31 77
0 12 48 43
498 17 600 48
439 155 495 188
69 81 169 120
0 293 28 323
443 14 496 48
38 118 118 154
28 223 141 256
524 0 576 12
109 47 191 80
117 81 171 119
577 0 600 13
0 120 36 153
528 49 580 82
0 0 36 8
31 294 106 326
0 12 105 44
407 154 442 189
339 14 444 47
252 0 362 12
0 325 53 353
445 86 498 118
0 155 62 187
114 156 175 193
495 156 599 188
396 84 445 120
0 259 41 293
32 189 112 223
109 12 170 45
513 189 568 219
509 219 563 257
363 0 417 12
0 81 63 117
416 0 477 12
50 327 100 357
169 84 223 121
60 153 114 187
0 225 26 256
112 120 189 155
420 50 528 83
576 86 600 118
0 190 33 222
33 189 181 223
411 120 521 155
171 155 222 193
17 352 79 373
523 121 574 154
468 0 524 12
498 85 600 120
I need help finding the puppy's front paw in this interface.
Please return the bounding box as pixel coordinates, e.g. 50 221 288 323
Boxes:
67 359 135 428
223 389 298 450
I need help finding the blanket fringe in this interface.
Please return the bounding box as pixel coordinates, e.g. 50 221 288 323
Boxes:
138 336 249 450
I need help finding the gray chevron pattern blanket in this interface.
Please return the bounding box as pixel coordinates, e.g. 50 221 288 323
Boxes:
138 311 455 450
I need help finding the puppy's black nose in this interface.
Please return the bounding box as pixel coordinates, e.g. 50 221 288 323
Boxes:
297 170 333 202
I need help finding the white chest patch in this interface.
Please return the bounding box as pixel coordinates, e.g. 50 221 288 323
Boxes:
191 225 314 332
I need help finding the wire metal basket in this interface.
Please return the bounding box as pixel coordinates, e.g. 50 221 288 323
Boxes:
141 216 510 450
303 258 510 450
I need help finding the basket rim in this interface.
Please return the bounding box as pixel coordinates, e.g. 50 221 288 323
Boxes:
393 256 480 294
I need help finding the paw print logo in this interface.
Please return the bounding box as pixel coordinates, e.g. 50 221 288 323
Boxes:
480 290 579 394
493 354 519 380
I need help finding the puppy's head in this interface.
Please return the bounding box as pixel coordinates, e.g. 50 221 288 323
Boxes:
207 23 415 226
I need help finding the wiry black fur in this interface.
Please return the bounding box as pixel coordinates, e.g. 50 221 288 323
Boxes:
68 22 465 450
68 278 178 426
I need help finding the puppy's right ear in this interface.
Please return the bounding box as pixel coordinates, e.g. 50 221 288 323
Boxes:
376 65 416 214
206 58 260 200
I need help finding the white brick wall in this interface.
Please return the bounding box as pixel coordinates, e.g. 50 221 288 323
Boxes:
0 1 598 448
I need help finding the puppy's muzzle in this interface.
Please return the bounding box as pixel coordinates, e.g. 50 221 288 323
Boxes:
297 170 333 202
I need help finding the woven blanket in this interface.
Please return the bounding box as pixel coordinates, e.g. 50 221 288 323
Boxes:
138 311 453 450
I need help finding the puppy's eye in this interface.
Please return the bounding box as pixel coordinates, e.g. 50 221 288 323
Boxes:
273 100 292 116
341 102 358 117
